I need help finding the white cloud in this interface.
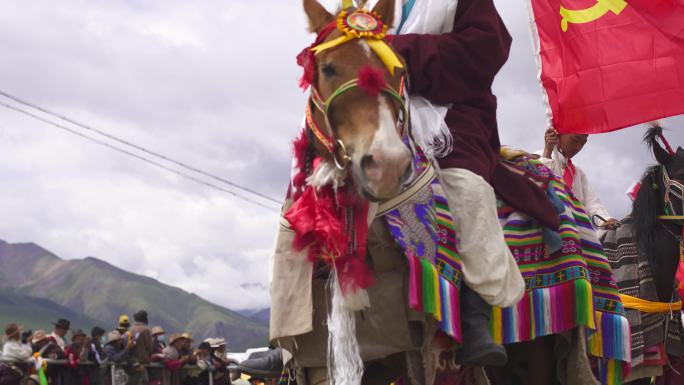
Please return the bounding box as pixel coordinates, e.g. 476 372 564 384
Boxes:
0 0 682 313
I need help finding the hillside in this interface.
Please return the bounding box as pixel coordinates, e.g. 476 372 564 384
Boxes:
0 240 268 350
0 289 105 333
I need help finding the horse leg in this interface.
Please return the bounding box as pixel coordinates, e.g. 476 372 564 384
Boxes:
523 336 558 385
487 336 558 385
362 353 407 385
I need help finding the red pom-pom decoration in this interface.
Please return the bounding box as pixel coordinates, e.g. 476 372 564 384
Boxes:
357 65 387 98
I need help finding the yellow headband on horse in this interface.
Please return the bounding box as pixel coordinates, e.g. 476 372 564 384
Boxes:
311 8 404 76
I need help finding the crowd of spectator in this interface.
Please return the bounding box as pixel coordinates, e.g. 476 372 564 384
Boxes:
0 310 240 385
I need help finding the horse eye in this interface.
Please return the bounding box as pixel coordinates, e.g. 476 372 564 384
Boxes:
321 64 336 78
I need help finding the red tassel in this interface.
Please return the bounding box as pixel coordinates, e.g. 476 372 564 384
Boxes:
284 176 374 293
338 257 375 294
357 65 387 98
296 22 337 91
291 129 310 199
296 48 316 91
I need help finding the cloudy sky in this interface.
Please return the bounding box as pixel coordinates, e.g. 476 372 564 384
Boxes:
0 0 682 311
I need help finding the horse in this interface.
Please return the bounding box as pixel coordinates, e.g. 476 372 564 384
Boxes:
600 125 684 385
269 1 630 385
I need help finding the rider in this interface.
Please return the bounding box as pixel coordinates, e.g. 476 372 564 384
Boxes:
389 0 565 366
538 128 618 230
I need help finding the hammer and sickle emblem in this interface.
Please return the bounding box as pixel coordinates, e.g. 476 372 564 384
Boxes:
560 0 628 32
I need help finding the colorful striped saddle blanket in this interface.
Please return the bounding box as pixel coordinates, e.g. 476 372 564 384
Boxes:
382 151 630 384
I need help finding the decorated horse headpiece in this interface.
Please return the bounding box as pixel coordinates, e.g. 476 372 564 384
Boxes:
298 7 409 170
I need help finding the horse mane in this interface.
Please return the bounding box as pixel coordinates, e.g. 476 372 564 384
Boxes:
632 123 671 267
632 165 662 267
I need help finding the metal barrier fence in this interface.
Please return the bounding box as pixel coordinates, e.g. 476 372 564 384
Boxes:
0 358 221 385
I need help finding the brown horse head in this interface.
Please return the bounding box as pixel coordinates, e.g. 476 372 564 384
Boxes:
302 0 412 201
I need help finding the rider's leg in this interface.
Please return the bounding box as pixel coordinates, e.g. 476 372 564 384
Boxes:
439 168 525 366
439 167 524 307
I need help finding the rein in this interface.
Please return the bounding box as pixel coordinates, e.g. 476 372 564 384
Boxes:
304 8 409 170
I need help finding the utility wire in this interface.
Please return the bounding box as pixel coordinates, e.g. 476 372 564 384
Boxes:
0 100 280 212
0 90 281 204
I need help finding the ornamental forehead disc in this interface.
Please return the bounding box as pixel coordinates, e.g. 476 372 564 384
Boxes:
346 12 379 32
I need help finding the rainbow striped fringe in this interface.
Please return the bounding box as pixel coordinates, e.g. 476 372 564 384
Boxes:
491 157 631 385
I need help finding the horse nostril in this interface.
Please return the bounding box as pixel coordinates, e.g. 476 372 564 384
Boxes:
361 155 377 171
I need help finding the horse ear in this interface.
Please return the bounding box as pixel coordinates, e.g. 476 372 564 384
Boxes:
303 0 334 33
653 142 673 165
644 123 672 165
371 0 396 28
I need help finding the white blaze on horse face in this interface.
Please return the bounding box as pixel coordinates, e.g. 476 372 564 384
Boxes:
358 40 372 58
362 98 410 197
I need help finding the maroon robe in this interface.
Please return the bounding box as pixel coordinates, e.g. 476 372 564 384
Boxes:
392 0 559 229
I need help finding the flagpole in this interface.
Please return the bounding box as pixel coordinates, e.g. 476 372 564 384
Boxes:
524 0 555 134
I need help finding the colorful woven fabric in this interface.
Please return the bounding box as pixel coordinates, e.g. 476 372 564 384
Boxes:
384 148 464 342
491 155 631 385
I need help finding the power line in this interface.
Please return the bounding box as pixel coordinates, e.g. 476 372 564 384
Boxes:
0 100 280 212
0 90 282 204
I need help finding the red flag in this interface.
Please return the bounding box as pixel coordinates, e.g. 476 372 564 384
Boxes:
528 0 684 134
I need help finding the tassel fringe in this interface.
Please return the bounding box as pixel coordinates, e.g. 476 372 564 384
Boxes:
327 270 364 385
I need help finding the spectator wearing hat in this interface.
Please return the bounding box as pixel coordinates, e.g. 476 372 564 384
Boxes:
50 318 70 350
2 324 32 361
104 331 132 364
87 326 107 385
89 327 106 364
162 334 187 362
162 334 192 385
67 329 91 362
206 338 234 385
126 310 153 385
151 326 166 354
64 329 92 385
117 314 130 333
31 330 64 360
187 341 214 385
179 332 196 364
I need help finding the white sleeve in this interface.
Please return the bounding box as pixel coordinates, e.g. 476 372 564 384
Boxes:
579 168 611 222
534 149 563 179
2 342 33 361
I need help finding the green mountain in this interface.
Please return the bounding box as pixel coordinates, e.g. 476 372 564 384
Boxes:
0 289 104 333
0 240 268 351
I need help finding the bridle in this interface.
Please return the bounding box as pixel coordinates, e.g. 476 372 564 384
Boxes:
660 165 684 222
307 76 408 170
304 8 410 170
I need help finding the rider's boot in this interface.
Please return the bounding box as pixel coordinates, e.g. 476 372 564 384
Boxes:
458 285 507 367
236 347 284 378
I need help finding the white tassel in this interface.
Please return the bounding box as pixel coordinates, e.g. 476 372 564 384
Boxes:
409 96 453 159
308 161 346 190
342 287 370 311
327 270 365 385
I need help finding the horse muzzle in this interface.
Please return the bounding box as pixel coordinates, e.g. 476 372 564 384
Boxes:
356 148 412 201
